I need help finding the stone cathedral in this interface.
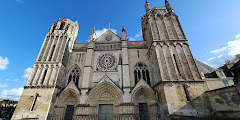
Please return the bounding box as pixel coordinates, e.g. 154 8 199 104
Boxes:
12 1 240 120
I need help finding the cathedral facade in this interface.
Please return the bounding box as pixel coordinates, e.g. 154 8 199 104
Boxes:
12 1 217 120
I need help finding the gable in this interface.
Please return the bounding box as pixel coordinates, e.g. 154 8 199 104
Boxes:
94 30 121 43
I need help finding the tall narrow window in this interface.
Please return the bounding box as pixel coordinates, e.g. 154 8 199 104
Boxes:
68 67 80 86
134 62 151 85
48 45 56 61
59 22 65 30
134 70 138 84
138 70 141 81
31 93 39 111
68 75 72 84
173 54 181 76
137 50 140 58
183 85 190 101
146 70 151 85
65 24 70 32
41 70 47 84
142 70 146 80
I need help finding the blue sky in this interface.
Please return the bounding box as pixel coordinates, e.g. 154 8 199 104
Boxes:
0 0 240 100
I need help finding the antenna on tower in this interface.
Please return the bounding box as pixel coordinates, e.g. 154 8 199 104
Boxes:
109 23 111 30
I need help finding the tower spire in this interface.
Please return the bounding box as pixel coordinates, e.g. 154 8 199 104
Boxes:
109 23 110 30
165 0 173 12
145 0 151 13
121 25 127 40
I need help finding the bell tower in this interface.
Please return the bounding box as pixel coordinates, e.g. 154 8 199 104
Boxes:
141 1 209 119
12 18 79 120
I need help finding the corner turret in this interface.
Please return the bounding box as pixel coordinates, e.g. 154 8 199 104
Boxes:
145 0 151 14
165 0 174 12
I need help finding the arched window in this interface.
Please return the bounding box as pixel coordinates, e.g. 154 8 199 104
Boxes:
68 67 80 86
134 62 151 85
59 22 65 30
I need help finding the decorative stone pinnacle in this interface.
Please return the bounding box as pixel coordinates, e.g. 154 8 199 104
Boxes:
122 25 126 32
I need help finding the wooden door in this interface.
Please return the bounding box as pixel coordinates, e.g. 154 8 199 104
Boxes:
139 103 150 120
98 104 113 120
64 105 74 120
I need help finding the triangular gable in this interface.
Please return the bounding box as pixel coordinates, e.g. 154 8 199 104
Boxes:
58 81 80 97
90 75 122 94
131 79 154 94
94 30 121 43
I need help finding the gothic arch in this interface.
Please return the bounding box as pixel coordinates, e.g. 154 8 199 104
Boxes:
134 62 151 85
88 76 123 105
56 87 80 105
131 80 156 105
66 64 81 87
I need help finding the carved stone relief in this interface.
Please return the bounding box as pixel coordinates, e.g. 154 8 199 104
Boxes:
96 53 117 71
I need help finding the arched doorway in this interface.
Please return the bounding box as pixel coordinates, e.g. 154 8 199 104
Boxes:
132 80 160 120
88 76 123 120
53 88 80 120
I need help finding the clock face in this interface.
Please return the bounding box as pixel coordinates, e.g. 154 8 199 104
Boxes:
105 34 112 41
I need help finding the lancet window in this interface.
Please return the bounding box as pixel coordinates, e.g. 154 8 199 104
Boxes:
134 62 151 85
68 67 80 86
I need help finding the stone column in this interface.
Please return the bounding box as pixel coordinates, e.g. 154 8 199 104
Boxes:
162 17 170 39
169 16 179 39
171 16 184 39
43 65 54 86
52 36 63 61
57 36 68 62
169 45 184 80
47 36 58 61
80 42 94 104
162 44 177 80
121 40 131 103
176 44 192 80
155 44 169 80
32 65 43 86
26 65 38 86
49 64 59 86
36 35 49 61
182 44 201 80
118 64 123 89
38 65 47 86
43 36 54 61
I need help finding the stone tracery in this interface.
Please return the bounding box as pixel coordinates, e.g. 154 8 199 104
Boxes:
134 62 151 85
68 66 80 86
96 53 117 71
88 77 122 105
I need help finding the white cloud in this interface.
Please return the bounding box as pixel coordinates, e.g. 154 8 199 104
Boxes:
0 84 8 88
206 33 240 68
95 28 117 38
227 40 240 56
208 57 215 62
128 37 136 41
0 88 24 100
210 47 228 54
22 67 32 79
235 34 240 39
0 56 9 70
218 53 223 58
128 32 142 41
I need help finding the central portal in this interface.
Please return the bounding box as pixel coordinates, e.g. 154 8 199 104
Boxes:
98 104 113 120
